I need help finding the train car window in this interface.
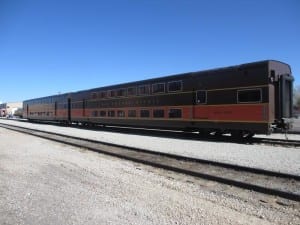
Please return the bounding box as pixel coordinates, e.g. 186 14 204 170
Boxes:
100 111 106 117
99 91 107 98
128 110 137 117
270 70 275 77
117 110 125 117
140 109 150 117
168 109 182 118
237 89 262 103
153 109 165 118
117 89 127 97
108 110 115 117
139 85 150 95
108 90 116 98
92 92 97 99
168 81 182 92
128 87 137 96
196 90 207 104
152 83 165 94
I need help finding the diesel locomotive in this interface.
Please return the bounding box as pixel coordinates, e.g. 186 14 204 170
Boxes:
23 60 294 138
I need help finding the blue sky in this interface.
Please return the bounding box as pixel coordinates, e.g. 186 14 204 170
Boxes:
0 0 299 102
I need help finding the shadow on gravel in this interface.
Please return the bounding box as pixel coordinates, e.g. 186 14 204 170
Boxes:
70 123 255 145
17 119 263 145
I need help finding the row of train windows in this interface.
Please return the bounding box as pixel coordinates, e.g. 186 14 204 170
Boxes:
93 87 261 103
27 97 65 105
89 89 261 109
75 89 261 109
28 88 262 109
195 89 262 104
92 109 182 118
29 112 54 116
92 81 182 99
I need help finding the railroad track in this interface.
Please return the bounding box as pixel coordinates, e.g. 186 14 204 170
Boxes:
68 124 300 148
252 137 300 147
71 123 300 147
0 122 299 202
2 118 300 148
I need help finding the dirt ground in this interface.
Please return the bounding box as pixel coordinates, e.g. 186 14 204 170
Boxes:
0 128 299 225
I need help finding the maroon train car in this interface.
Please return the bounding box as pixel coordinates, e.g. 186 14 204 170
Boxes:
23 60 294 138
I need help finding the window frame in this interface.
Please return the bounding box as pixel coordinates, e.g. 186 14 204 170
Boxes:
92 110 98 117
108 110 115 117
140 109 150 118
99 91 107 99
167 80 183 92
196 90 207 104
107 90 116 98
237 88 262 103
117 110 125 117
100 110 107 117
152 83 165 94
138 85 151 95
153 109 165 118
168 108 182 118
127 87 137 96
128 109 137 117
117 88 127 97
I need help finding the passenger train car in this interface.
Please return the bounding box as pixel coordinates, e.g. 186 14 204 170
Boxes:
23 60 294 138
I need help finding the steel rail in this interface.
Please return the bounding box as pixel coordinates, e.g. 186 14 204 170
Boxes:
252 137 300 147
2 118 300 148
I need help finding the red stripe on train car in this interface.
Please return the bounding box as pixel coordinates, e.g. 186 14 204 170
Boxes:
193 104 269 122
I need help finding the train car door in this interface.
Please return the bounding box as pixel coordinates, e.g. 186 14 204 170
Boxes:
82 99 86 117
274 73 294 129
54 102 57 117
280 75 293 119
68 98 71 122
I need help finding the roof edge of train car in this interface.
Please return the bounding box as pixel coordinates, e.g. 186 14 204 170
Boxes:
23 59 291 101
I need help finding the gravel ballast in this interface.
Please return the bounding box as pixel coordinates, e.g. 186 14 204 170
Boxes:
0 127 299 225
1 119 300 176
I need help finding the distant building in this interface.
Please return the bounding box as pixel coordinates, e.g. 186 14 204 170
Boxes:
0 103 6 117
0 102 23 117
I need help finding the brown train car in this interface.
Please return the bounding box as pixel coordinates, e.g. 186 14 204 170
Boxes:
23 60 294 138
23 93 70 122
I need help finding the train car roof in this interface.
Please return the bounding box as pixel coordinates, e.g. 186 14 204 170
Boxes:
73 59 288 93
24 59 289 101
